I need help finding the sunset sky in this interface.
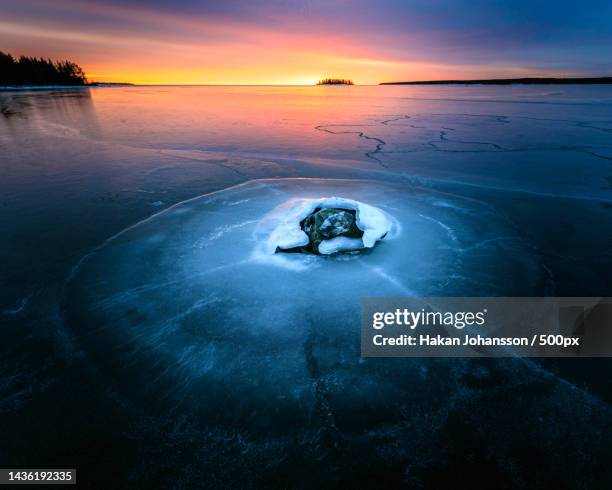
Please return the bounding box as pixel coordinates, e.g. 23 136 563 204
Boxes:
1 0 611 85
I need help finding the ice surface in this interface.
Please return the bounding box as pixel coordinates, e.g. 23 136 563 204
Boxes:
5 86 612 485
63 178 542 432
263 196 392 255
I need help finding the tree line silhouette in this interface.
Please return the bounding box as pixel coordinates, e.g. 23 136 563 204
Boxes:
0 51 87 86
316 78 354 85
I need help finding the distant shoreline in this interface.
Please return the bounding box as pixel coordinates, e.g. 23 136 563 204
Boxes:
380 77 612 85
3 78 612 91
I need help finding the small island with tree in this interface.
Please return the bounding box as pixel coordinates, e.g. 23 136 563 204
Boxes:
316 78 354 85
0 51 87 87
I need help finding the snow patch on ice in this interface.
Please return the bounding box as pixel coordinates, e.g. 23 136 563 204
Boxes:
318 237 363 255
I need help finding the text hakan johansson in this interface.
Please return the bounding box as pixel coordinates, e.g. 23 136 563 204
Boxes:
372 333 529 347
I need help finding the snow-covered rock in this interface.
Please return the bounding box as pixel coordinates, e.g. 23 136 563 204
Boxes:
267 197 392 255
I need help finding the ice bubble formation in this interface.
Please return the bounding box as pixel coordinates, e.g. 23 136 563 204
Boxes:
264 197 392 255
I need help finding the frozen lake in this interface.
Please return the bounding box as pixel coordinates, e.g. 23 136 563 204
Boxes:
1 85 612 487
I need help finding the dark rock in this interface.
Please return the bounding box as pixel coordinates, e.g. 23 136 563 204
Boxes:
301 208 363 253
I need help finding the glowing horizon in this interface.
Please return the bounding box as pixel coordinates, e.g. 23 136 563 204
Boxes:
1 0 611 85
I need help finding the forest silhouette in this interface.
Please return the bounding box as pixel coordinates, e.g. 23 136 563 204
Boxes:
316 78 354 85
0 51 87 86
